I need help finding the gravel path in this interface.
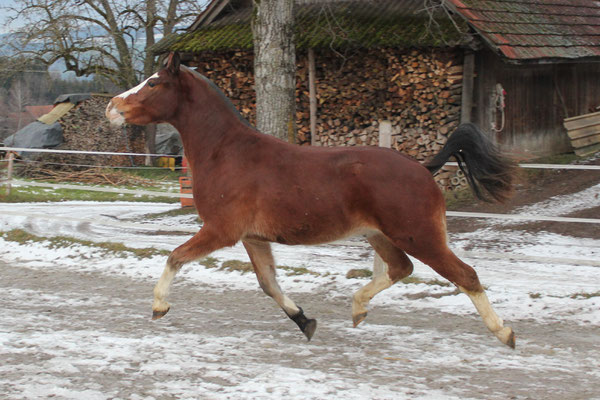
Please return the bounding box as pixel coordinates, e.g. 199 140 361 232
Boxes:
2 259 599 399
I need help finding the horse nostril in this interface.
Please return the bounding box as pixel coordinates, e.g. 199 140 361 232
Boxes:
105 102 114 118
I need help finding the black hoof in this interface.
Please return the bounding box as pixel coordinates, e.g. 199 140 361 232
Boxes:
289 307 318 341
303 318 317 341
152 308 170 320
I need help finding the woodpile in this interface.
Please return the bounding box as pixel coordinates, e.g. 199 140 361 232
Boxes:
36 95 147 170
191 48 466 192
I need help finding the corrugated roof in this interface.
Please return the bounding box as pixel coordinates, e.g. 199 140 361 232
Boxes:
154 0 469 54
445 0 600 62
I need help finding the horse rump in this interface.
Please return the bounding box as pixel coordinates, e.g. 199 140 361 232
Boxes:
425 123 515 203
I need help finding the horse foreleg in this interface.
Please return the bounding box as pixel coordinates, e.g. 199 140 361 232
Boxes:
352 234 413 327
242 239 317 341
152 226 234 320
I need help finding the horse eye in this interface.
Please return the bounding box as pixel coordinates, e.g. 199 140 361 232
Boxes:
148 80 158 88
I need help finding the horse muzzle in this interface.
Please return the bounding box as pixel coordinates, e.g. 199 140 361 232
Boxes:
105 99 127 126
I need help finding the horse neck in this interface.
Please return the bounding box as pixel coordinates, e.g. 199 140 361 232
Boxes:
169 72 252 164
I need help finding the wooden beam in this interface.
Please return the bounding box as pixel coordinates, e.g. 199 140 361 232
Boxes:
308 48 318 146
461 51 475 124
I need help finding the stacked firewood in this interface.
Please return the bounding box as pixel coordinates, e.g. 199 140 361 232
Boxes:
306 50 462 156
41 96 147 169
191 48 466 192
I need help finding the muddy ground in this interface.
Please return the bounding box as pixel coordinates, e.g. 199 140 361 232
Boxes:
2 260 599 399
1 156 599 399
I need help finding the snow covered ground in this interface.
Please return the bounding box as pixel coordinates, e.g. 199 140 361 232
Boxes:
1 198 598 326
1 181 599 399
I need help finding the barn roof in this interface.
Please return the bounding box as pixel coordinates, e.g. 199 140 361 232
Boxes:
152 0 470 54
445 0 600 62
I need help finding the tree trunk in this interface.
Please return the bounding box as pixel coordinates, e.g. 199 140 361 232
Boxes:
144 124 157 166
251 0 296 143
143 0 157 79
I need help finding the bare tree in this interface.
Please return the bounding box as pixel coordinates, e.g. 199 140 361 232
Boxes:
8 79 33 132
251 0 296 143
4 0 208 88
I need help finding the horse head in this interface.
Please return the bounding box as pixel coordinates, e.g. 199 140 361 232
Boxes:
106 52 183 126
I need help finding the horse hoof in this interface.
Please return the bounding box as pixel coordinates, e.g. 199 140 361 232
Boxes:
303 319 317 341
353 312 367 328
496 326 516 349
152 307 170 320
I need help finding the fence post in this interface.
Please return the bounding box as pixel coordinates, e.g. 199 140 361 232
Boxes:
372 120 393 278
5 152 14 196
378 120 392 148
308 48 318 146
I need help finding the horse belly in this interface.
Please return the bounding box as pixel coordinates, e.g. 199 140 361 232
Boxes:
253 189 368 246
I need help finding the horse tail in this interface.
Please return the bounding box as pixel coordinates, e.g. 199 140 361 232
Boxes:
425 123 515 203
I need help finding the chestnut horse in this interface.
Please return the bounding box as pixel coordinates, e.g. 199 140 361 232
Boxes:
106 53 516 348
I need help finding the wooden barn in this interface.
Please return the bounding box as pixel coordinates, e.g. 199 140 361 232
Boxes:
152 0 600 161
446 0 600 156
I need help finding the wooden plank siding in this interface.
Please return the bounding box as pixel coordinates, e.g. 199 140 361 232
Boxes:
473 49 600 156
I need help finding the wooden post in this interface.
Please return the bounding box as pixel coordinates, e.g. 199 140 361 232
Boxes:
374 120 393 277
378 120 392 148
5 152 14 196
308 48 318 146
461 51 475 124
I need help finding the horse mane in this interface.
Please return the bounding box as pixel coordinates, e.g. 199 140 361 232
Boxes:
181 65 252 128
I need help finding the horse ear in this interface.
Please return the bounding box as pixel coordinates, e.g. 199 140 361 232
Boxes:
165 52 181 75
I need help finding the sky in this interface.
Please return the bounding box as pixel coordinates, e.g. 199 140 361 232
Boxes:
0 0 21 34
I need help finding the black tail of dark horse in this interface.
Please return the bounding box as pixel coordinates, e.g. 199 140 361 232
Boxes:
425 123 515 202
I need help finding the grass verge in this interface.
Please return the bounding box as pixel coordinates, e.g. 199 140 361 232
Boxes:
1 229 170 259
0 185 179 203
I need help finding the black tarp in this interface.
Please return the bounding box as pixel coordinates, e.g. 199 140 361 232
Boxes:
3 121 63 155
155 123 183 155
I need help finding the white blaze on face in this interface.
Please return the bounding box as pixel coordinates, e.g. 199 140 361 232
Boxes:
116 73 159 99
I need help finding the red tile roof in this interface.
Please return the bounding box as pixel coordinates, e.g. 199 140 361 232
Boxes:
446 0 600 62
25 105 54 119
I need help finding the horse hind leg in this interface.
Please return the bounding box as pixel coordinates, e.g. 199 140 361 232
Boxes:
242 239 317 341
415 247 515 348
352 233 413 327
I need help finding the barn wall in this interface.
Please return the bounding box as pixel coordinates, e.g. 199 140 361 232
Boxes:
474 49 600 156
